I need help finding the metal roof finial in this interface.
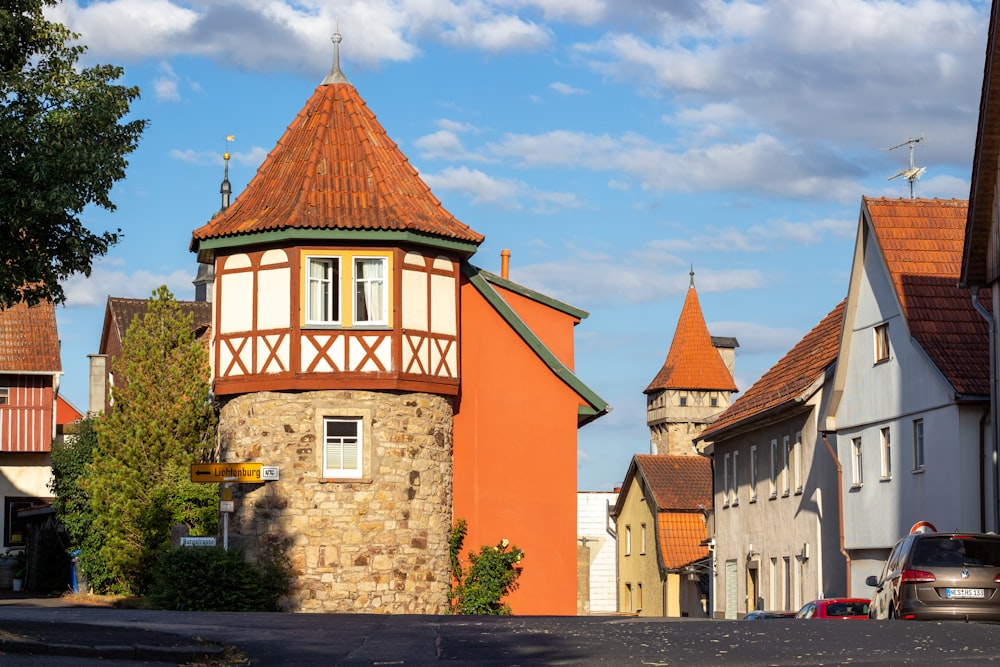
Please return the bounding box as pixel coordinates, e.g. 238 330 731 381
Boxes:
321 22 350 85
690 264 695 288
220 134 233 211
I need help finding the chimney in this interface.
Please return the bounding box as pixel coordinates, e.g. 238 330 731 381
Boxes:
501 248 510 280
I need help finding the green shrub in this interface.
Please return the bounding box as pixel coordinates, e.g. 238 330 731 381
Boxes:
146 545 290 612
449 518 524 615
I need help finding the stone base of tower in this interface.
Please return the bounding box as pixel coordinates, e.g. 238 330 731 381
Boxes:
217 390 454 614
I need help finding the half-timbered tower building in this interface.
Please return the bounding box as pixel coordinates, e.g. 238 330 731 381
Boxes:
190 37 607 614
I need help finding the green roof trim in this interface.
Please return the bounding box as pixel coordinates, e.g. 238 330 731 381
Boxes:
463 262 610 427
194 228 481 259
479 270 590 320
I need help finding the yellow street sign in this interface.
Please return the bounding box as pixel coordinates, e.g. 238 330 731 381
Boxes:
190 463 265 484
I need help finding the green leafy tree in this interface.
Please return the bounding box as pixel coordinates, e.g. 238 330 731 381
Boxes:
82 286 217 595
0 0 146 307
450 518 525 615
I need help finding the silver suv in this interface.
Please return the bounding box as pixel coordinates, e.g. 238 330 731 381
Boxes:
867 530 1000 621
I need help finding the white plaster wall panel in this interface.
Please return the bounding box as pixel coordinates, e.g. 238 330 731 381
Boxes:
404 251 424 266
260 249 288 266
403 269 429 330
301 334 345 373
219 272 254 334
257 334 290 374
257 268 291 330
219 336 247 377
224 254 252 270
430 274 456 335
402 333 426 374
432 256 453 271
349 336 392 372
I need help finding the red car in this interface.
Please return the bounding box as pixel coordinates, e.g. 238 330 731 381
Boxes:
795 598 870 619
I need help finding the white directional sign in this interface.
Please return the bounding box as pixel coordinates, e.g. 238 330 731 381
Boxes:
262 466 280 481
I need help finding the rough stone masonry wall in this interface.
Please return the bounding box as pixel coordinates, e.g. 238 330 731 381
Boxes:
217 390 454 614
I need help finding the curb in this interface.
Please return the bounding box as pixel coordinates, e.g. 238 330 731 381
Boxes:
0 636 226 662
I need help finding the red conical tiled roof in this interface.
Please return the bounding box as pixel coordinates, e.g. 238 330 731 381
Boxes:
645 282 737 394
191 78 484 250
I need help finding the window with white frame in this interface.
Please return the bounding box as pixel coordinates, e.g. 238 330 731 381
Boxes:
874 322 890 363
793 432 803 494
323 417 363 478
723 453 731 507
851 437 863 487
749 445 758 502
353 257 388 325
880 426 892 480
640 523 647 555
732 450 739 505
782 436 791 496
769 439 778 498
912 419 925 471
0 386 8 405
306 256 340 324
625 525 632 556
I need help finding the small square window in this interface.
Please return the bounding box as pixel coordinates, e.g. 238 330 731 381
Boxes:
4 497 37 547
0 387 8 405
679 396 688 407
323 417 362 478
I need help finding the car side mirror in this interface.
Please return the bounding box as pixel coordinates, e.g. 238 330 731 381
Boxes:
865 575 878 587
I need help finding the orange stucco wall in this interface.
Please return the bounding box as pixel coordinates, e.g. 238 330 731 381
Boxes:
453 278 585 615
491 284 579 370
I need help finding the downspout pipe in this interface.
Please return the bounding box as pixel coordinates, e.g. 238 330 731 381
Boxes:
821 433 850 594
970 286 999 533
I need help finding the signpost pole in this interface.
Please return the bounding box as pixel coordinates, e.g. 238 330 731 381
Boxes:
222 477 237 552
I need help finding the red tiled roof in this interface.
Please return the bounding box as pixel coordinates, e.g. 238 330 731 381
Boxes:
191 80 484 249
701 300 845 439
864 197 990 396
645 285 737 394
657 512 709 570
634 454 712 511
0 301 60 373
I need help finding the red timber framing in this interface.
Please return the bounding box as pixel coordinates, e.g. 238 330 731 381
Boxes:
0 375 56 452
211 244 462 397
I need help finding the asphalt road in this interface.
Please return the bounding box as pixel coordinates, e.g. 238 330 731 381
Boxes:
2 599 1000 665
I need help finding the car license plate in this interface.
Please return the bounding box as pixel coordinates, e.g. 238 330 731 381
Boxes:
946 588 985 599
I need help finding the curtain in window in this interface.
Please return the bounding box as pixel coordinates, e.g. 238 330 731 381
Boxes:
355 258 385 323
325 419 360 474
308 259 333 322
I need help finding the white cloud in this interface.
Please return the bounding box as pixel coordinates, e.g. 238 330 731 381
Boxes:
152 61 180 102
550 81 586 95
421 166 524 207
62 264 196 307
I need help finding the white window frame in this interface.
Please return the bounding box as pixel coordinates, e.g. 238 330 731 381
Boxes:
782 436 791 496
793 432 803 494
353 256 388 326
749 445 758 502
732 450 739 506
769 439 779 498
640 523 647 555
851 437 863 487
625 525 632 556
306 256 341 325
723 453 731 507
912 419 925 471
322 416 363 478
880 426 892 480
874 322 890 363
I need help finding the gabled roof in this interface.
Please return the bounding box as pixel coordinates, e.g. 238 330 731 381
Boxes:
699 300 845 441
191 56 484 259
99 297 212 355
962 0 1000 286
864 197 990 396
463 263 609 426
614 454 712 571
645 280 737 394
0 301 60 373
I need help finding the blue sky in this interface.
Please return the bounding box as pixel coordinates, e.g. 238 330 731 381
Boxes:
50 0 990 491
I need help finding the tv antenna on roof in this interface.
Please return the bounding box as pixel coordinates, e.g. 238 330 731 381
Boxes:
886 134 926 199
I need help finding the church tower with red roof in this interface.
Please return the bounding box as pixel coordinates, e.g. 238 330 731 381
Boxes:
644 270 737 456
